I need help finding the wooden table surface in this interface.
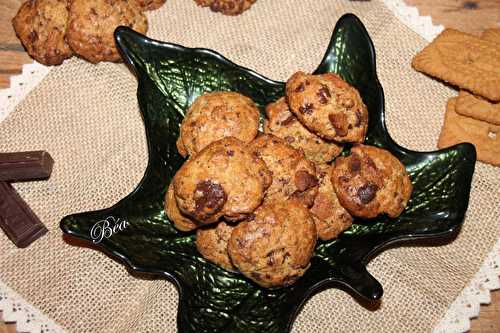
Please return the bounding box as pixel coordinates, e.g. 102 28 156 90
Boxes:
0 0 498 332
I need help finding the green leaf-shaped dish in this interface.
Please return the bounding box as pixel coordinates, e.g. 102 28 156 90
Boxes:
60 14 476 332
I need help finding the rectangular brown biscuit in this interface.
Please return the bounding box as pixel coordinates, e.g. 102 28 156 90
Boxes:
481 28 500 44
455 90 500 125
412 29 500 102
438 98 500 166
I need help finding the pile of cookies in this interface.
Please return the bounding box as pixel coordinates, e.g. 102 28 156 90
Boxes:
12 0 166 66
194 0 257 15
166 72 413 288
412 28 500 166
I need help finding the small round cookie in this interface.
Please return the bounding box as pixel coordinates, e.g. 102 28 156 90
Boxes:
177 92 260 158
331 144 413 219
194 0 256 16
196 221 237 272
285 71 368 142
12 0 73 65
165 182 199 232
247 134 318 207
66 0 148 63
310 164 353 241
228 199 317 288
135 0 166 11
264 97 343 163
173 137 272 224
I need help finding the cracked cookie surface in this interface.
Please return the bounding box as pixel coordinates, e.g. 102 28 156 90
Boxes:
286 72 368 142
196 221 237 272
173 137 272 224
228 199 317 288
264 97 343 163
331 144 412 218
177 91 260 158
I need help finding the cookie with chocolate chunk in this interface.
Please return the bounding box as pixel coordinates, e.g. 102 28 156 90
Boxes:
247 134 318 207
310 164 352 241
135 0 166 11
66 0 147 63
173 137 272 224
286 72 368 142
228 199 317 288
331 144 412 218
12 0 73 65
165 182 199 232
194 0 256 16
177 92 260 157
264 97 343 163
196 221 237 272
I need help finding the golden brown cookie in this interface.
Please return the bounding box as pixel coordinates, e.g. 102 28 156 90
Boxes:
227 199 317 288
196 221 237 272
194 0 256 15
165 182 199 232
135 0 166 11
264 97 343 163
310 164 352 241
331 144 413 219
12 0 73 66
178 92 260 157
438 98 500 166
173 137 272 224
247 134 318 207
412 29 500 102
481 28 500 44
66 0 147 63
285 72 368 142
456 90 500 125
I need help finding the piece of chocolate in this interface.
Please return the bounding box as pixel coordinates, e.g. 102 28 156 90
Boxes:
0 151 54 182
0 181 48 248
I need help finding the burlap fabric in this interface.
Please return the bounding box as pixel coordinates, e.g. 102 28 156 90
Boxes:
0 0 498 332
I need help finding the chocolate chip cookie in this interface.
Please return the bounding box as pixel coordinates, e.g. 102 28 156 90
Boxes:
227 199 317 288
165 182 199 232
66 0 147 63
173 137 272 224
196 221 237 272
285 72 368 142
135 0 166 11
310 164 353 241
194 0 256 16
12 0 73 65
177 92 260 158
264 97 343 163
331 144 412 219
247 134 318 207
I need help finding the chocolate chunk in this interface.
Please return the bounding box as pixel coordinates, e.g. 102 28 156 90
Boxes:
299 103 314 115
0 182 48 248
193 180 226 217
328 113 348 137
295 82 305 93
227 150 234 157
355 110 365 127
294 171 318 192
284 136 295 143
0 151 54 182
317 85 331 104
357 183 378 204
280 115 296 126
349 156 361 172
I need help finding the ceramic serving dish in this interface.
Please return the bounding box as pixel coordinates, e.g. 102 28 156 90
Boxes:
60 14 476 332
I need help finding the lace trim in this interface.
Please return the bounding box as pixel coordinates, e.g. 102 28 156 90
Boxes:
382 0 444 41
0 280 65 333
433 239 500 333
0 61 51 123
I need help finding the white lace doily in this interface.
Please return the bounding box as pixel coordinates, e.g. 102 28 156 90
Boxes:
0 280 64 333
0 1 497 333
